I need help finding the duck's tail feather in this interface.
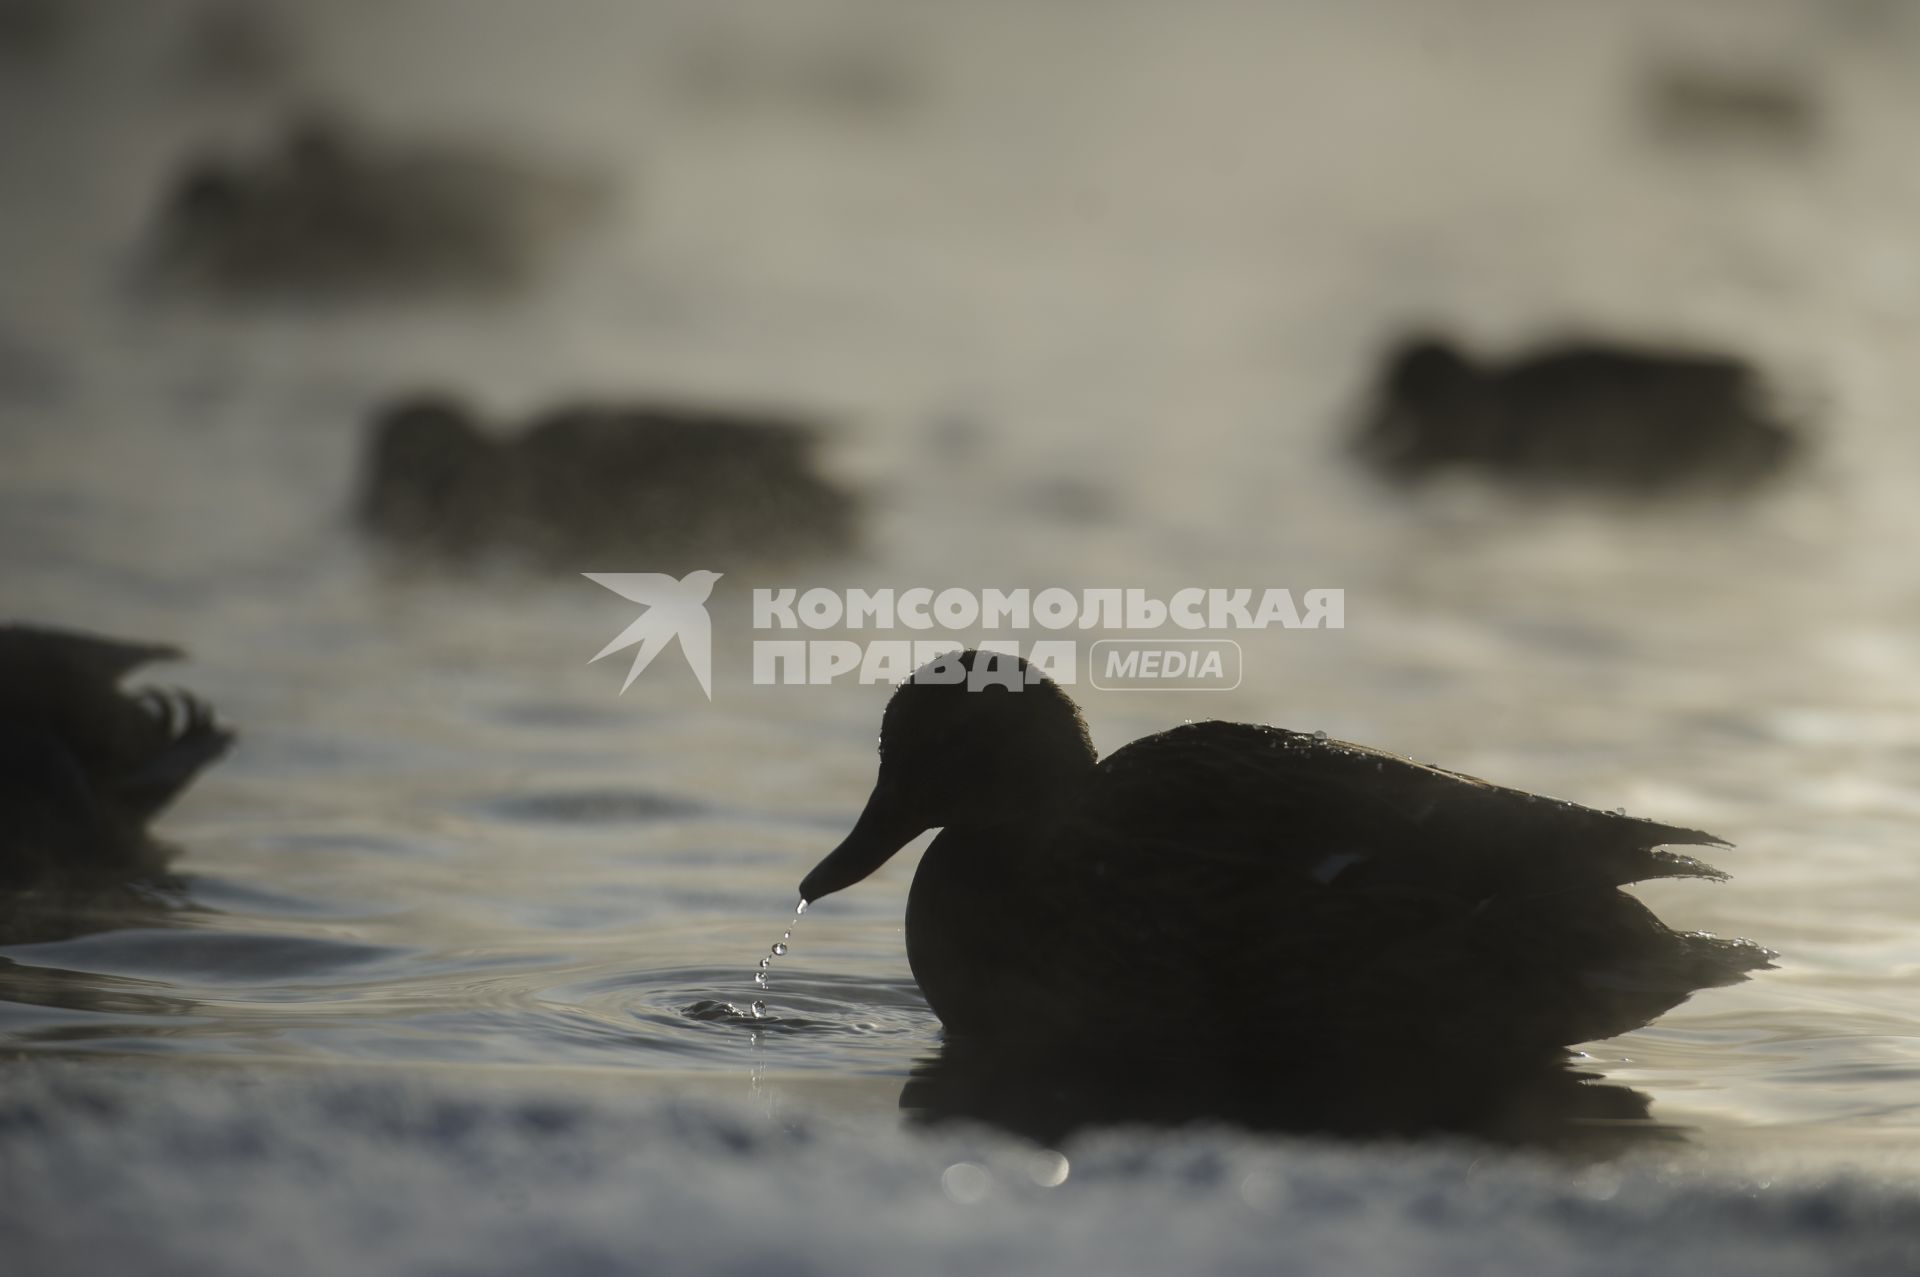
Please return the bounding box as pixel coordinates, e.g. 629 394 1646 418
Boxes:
1599 815 1734 887
1568 912 1774 1043
1448 885 1773 1048
1587 928 1776 996
1640 848 1731 882
116 689 234 820
1636 819 1729 851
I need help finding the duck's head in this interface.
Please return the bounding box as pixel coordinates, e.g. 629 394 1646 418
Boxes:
1385 335 1477 401
359 396 497 532
167 160 249 236
799 649 1096 904
365 396 490 478
1362 335 1492 469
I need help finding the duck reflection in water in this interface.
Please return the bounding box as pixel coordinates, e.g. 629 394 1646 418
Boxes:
800 651 1771 1141
900 1044 1676 1153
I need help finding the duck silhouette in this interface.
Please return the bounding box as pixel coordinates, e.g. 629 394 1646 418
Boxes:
358 395 858 564
0 624 232 891
1355 335 1799 492
800 650 1770 1066
147 114 602 297
1640 61 1821 152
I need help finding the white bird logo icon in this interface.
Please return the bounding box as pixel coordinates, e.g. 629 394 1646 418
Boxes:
584 570 723 698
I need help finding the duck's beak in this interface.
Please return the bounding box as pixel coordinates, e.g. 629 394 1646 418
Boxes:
800 781 927 904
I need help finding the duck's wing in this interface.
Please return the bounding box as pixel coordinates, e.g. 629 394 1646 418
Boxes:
1089 720 1729 894
1058 721 1763 1055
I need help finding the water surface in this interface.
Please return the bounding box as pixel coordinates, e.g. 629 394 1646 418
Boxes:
4 1 1920 1269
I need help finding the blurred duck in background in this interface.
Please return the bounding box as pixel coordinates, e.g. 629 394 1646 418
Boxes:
1353 334 1801 493
144 112 606 297
0 624 232 892
0 0 62 63
1639 60 1823 153
358 395 860 565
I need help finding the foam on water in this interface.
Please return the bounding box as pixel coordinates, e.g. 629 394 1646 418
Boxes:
4 1066 1920 1277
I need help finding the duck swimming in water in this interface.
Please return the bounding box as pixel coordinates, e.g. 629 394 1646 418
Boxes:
146 113 603 297
0 624 232 890
358 394 858 564
1355 334 1799 492
800 651 1769 1065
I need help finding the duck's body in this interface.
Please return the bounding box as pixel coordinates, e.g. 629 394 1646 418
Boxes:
1642 62 1821 152
0 625 232 889
1356 335 1798 492
149 116 600 296
802 652 1768 1065
358 396 858 564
